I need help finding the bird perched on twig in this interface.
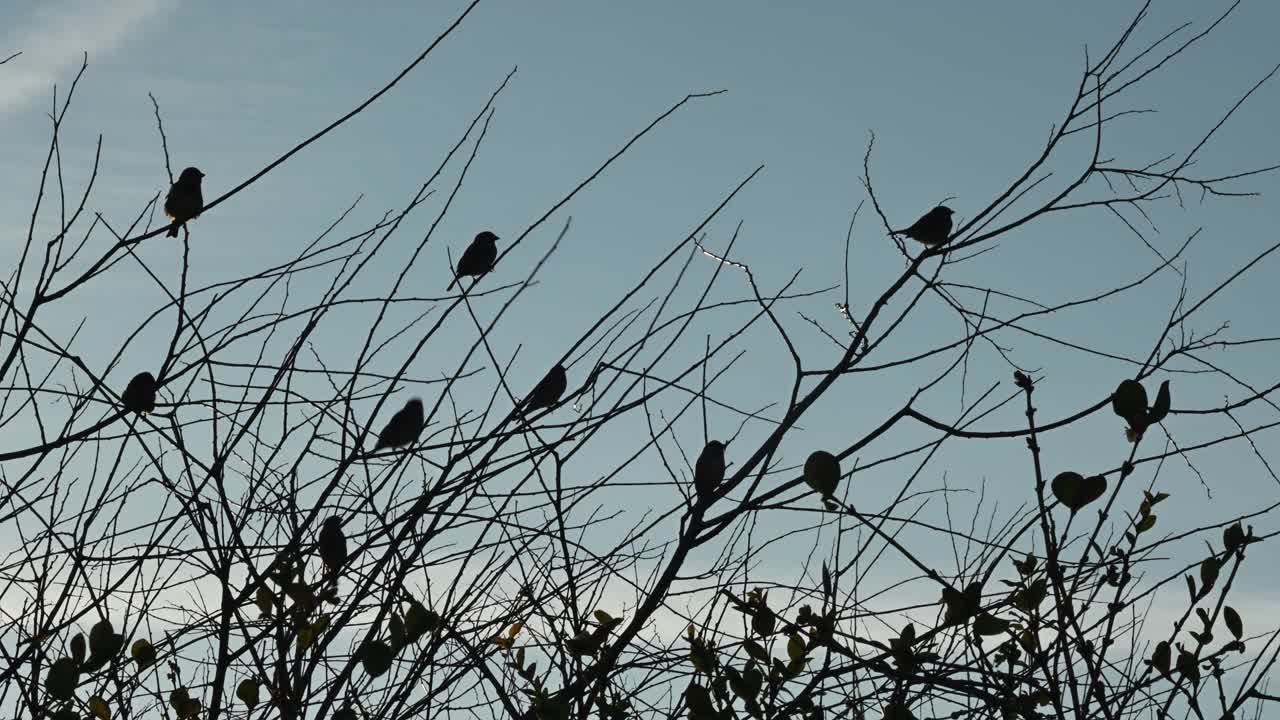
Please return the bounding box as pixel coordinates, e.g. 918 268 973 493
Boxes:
373 398 424 451
892 206 953 247
447 231 499 291
523 364 567 413
121 371 157 415
693 440 726 499
164 167 205 237
317 517 349 577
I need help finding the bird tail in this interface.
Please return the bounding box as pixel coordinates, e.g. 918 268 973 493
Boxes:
167 223 180 238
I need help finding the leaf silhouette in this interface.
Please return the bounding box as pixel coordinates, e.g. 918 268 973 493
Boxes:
1111 379 1148 429
360 640 394 677
87 696 111 720
1150 640 1171 675
1147 380 1171 425
803 450 840 499
44 657 79 702
236 678 260 709
130 639 156 669
1224 606 1243 641
1052 472 1106 512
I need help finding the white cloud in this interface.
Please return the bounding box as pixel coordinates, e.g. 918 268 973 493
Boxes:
0 0 173 115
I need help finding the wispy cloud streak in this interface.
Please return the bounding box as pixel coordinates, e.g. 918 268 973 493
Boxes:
0 0 173 115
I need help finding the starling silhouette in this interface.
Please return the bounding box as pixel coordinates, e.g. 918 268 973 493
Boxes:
164 167 205 238
523 364 567 413
892 206 953 246
317 517 348 575
693 440 726 499
121 371 157 415
373 398 424 451
447 231 499 291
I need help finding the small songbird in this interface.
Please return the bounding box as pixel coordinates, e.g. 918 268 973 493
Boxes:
693 440 726 499
892 205 954 246
373 398 425 451
121 371 157 415
317 517 348 575
164 167 205 237
523 364 567 413
447 231 499 291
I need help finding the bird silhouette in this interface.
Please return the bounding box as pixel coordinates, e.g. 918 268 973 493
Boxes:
892 206 953 246
164 167 205 238
317 517 349 576
523 364 567 413
447 231 499 291
693 440 726 499
121 371 157 415
373 398 424 451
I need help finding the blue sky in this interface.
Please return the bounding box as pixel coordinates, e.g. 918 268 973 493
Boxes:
3 0 1280 650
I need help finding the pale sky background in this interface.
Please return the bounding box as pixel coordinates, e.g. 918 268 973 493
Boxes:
2 0 1280 667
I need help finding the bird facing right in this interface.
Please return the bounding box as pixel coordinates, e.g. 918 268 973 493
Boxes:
523 364 567 413
317 517 349 575
447 231 499 291
373 397 425 451
892 206 954 247
164 167 205 238
121 371 157 415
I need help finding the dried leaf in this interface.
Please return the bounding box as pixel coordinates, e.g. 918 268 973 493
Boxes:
130 639 156 669
88 695 111 720
236 679 260 709
786 632 806 662
1199 557 1220 594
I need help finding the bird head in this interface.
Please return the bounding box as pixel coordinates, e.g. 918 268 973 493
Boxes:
935 206 954 216
406 398 424 413
132 371 156 386
476 230 499 245
179 167 205 183
323 516 344 531
705 440 727 456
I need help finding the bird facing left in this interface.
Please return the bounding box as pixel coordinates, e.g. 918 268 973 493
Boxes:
164 167 205 237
